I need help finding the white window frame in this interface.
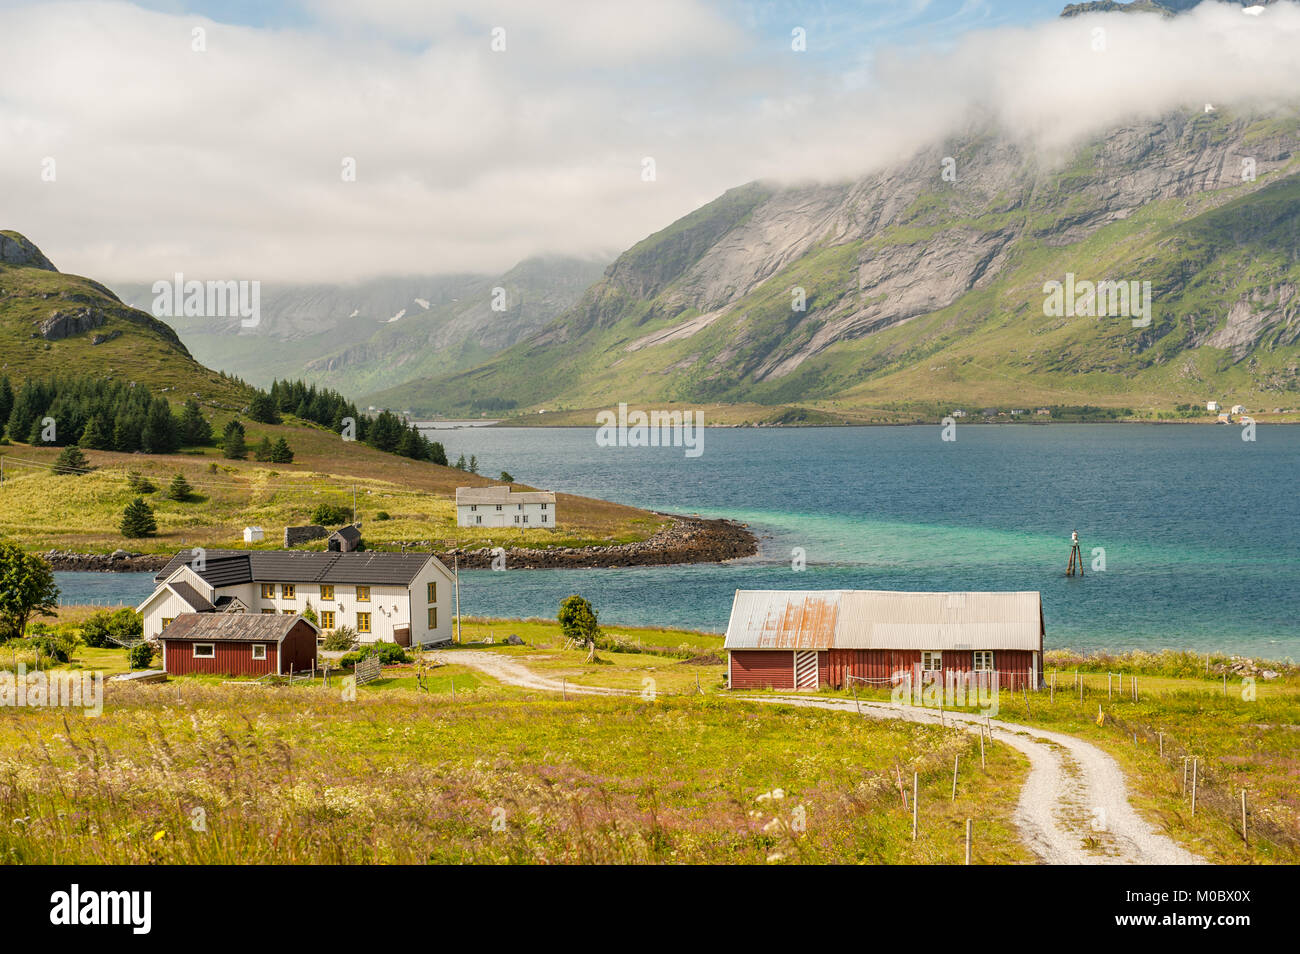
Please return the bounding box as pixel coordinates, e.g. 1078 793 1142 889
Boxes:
973 651 994 672
193 643 215 659
921 651 942 672
251 644 267 660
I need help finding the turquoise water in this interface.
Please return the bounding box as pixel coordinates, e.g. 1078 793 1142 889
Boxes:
56 425 1299 657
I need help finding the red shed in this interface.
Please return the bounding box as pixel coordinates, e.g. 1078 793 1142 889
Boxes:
724 590 1045 692
160 613 319 677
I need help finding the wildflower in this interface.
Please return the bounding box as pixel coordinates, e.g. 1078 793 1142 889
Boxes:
153 830 166 841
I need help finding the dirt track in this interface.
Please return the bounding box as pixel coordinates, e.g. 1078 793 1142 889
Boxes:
444 650 1204 865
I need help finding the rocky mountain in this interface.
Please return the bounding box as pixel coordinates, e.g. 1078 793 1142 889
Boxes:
112 254 607 396
370 108 1300 420
0 231 249 405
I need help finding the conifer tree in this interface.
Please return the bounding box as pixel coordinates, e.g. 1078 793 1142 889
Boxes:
120 497 157 537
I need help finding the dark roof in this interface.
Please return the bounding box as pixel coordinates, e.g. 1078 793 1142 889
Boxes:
160 613 316 642
155 549 435 587
167 580 214 613
329 525 362 544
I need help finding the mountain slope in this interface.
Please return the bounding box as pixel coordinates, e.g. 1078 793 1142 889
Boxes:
0 232 250 405
375 109 1300 419
113 254 607 396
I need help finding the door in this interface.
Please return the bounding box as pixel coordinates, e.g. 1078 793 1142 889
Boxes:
794 650 819 690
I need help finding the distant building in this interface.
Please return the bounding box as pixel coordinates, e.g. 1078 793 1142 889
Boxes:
1206 401 1221 412
1217 413 1232 424
981 409 998 418
328 525 362 553
1230 404 1245 415
950 409 967 418
456 486 557 528
1010 409 1025 416
1035 408 1051 416
243 526 264 543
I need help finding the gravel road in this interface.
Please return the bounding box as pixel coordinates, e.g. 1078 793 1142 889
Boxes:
443 650 1204 865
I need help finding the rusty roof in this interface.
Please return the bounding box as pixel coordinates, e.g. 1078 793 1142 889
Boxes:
724 590 1044 652
160 613 317 642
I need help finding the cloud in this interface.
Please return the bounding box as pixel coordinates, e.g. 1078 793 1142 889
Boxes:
1 0 1298 284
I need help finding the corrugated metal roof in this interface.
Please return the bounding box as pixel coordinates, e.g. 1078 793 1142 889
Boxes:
160 613 316 642
724 590 1044 651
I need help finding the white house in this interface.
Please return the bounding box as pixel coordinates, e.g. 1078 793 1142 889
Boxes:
1207 401 1221 412
1230 404 1246 415
456 486 557 528
243 526 264 543
137 549 455 647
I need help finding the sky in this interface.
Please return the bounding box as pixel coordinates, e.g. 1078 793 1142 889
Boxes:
0 0 1294 284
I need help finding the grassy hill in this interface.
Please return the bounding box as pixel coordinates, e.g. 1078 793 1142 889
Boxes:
0 232 664 554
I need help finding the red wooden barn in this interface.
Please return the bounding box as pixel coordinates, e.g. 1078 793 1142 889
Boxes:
159 613 319 677
724 590 1045 692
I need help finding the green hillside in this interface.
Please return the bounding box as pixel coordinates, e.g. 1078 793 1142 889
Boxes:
370 110 1300 421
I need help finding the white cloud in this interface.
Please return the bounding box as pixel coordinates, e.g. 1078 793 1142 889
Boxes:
1 1 1299 284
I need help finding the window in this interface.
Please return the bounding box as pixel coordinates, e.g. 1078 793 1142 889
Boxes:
428 607 437 629
427 582 437 603
541 515 548 523
973 651 994 672
281 584 295 599
356 586 370 602
514 515 520 524
921 651 942 672
357 612 371 634
320 585 334 601
320 610 335 629
523 516 529 524
470 505 477 512
193 643 215 659
541 502 548 510
261 584 275 599
282 609 295 615
251 644 267 660
495 504 502 511
475 516 482 524
261 609 275 615
161 617 174 629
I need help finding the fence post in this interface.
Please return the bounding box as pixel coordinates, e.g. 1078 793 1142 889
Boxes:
1191 758 1198 816
951 754 959 802
1158 731 1163 758
912 772 918 841
965 818 972 865
979 726 986 771
1241 789 1248 847
1108 673 1112 700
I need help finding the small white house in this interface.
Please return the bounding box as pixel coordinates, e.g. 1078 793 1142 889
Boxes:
1230 404 1246 415
243 526 264 543
1206 401 1221 412
456 485 557 528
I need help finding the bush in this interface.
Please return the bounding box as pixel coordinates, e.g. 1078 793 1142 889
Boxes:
126 471 156 494
165 472 193 502
374 511 390 521
128 642 156 669
27 632 79 664
311 503 351 526
80 607 143 648
340 641 409 667
321 625 357 652
53 445 93 475
120 497 157 538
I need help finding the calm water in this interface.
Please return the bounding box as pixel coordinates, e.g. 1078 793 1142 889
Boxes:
57 425 1299 657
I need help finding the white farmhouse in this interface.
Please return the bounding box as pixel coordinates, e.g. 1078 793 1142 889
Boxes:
137 550 455 647
1207 401 1221 412
456 486 557 528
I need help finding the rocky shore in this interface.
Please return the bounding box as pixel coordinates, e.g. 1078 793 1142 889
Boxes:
41 515 758 573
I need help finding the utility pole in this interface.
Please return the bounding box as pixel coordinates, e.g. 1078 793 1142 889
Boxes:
453 551 461 644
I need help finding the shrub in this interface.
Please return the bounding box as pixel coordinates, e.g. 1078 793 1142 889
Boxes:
165 472 193 502
311 503 351 526
126 471 156 494
80 607 143 648
321 625 357 652
27 632 79 664
53 445 92 475
128 642 156 669
374 511 390 521
340 642 409 667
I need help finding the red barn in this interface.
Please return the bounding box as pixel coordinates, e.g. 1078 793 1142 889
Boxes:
724 590 1045 692
160 613 319 677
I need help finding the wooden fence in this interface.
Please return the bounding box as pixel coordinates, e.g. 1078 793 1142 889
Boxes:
354 656 382 686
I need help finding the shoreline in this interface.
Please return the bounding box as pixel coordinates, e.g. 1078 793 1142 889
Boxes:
39 514 759 574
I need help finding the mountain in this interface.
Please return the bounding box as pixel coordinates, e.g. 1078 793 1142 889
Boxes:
112 254 607 398
0 231 249 405
370 108 1300 420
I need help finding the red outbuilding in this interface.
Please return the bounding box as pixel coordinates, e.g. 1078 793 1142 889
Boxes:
159 613 319 677
724 590 1045 692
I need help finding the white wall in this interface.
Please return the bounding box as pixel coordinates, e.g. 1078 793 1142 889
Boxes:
457 500 556 528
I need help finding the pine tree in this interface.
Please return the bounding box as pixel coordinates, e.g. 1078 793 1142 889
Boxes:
120 497 157 537
469 455 478 474
78 414 111 450
248 393 280 424
53 445 92 475
222 419 246 460
254 436 274 462
0 376 12 433
141 398 180 454
179 399 212 446
455 454 467 470
269 437 294 464
165 472 193 501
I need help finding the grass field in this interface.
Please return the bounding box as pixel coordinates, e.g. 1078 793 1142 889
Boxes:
0 676 1029 864
0 430 666 555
